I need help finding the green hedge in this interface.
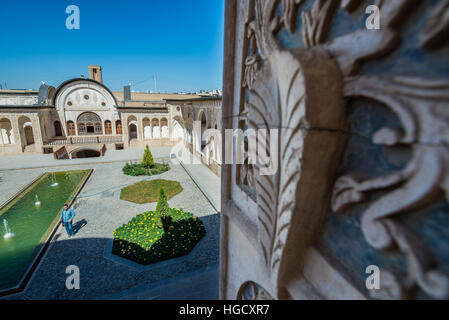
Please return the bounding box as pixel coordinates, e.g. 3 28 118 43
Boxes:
122 162 170 176
112 208 206 265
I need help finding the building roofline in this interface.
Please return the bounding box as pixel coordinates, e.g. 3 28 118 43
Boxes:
52 78 118 106
0 105 52 109
115 106 168 111
119 100 167 104
165 96 222 102
0 90 39 95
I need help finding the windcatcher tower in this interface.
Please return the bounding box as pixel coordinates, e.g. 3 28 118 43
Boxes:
88 65 102 83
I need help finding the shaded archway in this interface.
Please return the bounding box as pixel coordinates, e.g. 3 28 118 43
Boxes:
143 117 151 140
161 118 168 138
24 127 34 145
129 124 137 140
54 121 63 137
127 116 138 141
199 111 207 151
77 112 102 135
186 128 193 145
53 121 62 137
71 147 101 159
152 118 160 138
0 118 14 145
173 116 184 140
18 116 34 147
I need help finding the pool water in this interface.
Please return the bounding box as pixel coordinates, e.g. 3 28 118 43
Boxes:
0 170 89 291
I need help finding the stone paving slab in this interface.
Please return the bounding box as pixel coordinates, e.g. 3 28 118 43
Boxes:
101 264 219 300
0 151 220 300
176 151 221 211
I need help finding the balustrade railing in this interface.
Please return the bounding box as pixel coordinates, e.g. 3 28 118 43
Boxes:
46 135 123 146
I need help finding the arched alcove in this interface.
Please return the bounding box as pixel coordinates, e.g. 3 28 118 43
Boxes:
161 118 168 138
54 121 63 137
0 118 14 145
152 118 160 139
18 116 34 147
143 117 151 140
77 112 102 135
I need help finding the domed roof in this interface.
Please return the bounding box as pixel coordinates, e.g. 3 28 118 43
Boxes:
38 84 56 105
52 78 118 106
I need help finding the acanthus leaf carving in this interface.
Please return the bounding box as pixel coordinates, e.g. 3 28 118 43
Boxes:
246 49 306 279
237 281 274 300
247 0 279 61
420 0 449 49
341 0 363 13
236 0 449 301
281 0 305 33
332 76 449 299
243 0 278 90
302 0 339 48
239 0 346 297
244 46 345 295
324 0 417 76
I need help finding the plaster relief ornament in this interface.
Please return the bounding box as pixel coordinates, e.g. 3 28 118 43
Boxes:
419 0 449 49
239 0 449 299
328 0 449 300
240 0 345 298
332 77 449 300
237 281 274 300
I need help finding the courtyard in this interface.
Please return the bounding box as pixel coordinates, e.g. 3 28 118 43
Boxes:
0 147 220 299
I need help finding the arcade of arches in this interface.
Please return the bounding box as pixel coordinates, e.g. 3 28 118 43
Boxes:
0 74 222 175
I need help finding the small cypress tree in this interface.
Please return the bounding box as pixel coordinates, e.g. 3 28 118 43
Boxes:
155 187 172 230
142 145 154 168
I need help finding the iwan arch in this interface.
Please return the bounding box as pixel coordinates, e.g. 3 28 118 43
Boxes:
0 65 222 173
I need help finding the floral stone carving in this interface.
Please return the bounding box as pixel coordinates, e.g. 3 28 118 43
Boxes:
332 77 449 299
233 0 449 299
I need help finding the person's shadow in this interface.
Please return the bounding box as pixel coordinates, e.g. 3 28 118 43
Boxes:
72 219 87 234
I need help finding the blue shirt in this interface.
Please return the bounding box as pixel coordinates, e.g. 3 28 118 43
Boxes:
60 208 75 223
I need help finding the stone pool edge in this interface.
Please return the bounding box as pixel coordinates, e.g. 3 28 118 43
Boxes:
0 168 94 298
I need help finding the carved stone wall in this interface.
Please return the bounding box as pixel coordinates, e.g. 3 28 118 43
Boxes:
221 0 449 300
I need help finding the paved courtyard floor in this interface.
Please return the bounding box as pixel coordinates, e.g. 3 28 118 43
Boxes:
0 147 220 299
0 147 174 171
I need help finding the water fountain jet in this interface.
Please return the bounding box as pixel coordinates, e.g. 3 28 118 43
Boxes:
3 219 14 239
50 171 59 187
35 194 41 206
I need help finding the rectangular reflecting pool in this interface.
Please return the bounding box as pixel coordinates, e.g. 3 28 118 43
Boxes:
0 169 91 293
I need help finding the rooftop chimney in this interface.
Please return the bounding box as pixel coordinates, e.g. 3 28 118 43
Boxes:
88 65 102 83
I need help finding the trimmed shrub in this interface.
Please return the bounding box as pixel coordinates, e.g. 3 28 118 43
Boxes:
112 208 206 265
122 162 170 177
122 163 147 176
155 187 171 229
142 145 155 168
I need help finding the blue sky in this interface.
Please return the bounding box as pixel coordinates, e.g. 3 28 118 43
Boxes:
0 0 225 92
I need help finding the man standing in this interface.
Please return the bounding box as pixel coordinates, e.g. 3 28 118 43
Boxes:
60 204 75 237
